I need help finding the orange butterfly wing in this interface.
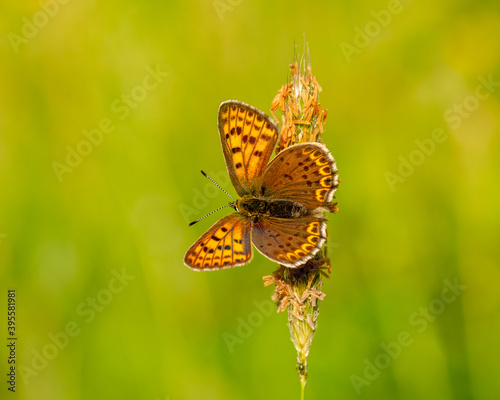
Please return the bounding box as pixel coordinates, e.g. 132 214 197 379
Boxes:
184 214 252 270
251 214 327 268
260 143 339 211
218 101 279 196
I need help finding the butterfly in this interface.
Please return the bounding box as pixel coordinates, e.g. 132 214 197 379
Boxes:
184 100 339 271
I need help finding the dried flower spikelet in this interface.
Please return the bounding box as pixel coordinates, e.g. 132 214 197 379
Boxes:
263 248 331 387
270 60 328 153
266 49 336 390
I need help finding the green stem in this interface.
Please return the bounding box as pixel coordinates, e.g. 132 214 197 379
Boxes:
300 375 306 400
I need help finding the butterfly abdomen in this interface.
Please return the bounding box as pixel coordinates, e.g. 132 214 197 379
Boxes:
238 196 310 220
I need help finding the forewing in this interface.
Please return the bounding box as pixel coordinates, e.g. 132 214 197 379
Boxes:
251 215 327 268
184 214 252 270
261 143 339 210
218 101 279 196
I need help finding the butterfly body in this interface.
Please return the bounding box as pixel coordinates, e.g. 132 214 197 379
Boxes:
236 196 312 221
184 101 339 271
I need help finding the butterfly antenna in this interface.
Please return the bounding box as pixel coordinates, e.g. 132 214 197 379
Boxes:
200 170 235 200
188 203 235 227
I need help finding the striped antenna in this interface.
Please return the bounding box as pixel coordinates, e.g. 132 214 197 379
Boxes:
188 203 235 226
188 171 236 226
200 170 235 200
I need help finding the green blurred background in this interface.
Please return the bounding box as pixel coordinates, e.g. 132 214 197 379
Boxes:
1 0 500 399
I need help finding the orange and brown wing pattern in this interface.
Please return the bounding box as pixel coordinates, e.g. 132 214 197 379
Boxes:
261 143 339 211
184 213 252 270
251 215 327 268
218 101 279 197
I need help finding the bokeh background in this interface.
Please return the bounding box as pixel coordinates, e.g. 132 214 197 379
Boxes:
1 0 500 399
